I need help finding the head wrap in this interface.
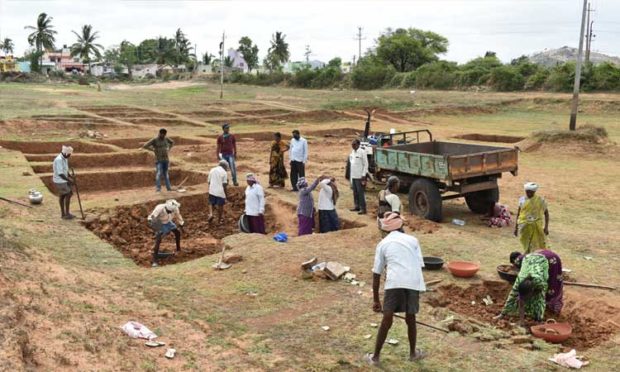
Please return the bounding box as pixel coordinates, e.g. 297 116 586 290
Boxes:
165 199 180 212
524 182 539 192
222 123 230 129
296 177 308 189
379 212 404 232
246 173 258 184
218 159 229 169
61 145 74 155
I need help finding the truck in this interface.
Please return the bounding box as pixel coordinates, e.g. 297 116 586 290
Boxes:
364 129 519 222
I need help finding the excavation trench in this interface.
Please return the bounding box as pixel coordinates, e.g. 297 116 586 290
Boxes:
84 189 364 267
426 281 619 349
40 169 205 194
0 140 117 154
102 136 206 149
200 128 361 142
28 152 157 173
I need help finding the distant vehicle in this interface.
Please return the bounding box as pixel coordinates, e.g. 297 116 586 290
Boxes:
349 110 519 222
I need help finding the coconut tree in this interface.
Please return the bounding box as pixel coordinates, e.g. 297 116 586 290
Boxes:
266 31 290 71
70 24 103 74
1 38 15 55
25 12 57 68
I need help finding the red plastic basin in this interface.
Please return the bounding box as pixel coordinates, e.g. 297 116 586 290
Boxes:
447 261 480 278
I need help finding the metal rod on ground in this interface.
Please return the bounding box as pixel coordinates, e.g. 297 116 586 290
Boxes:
565 281 616 290
0 196 32 208
392 314 450 333
426 279 443 286
69 168 85 220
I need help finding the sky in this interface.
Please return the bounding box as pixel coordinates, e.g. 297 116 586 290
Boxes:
1 0 619 64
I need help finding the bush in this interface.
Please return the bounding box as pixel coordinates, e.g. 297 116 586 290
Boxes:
456 55 502 87
414 61 457 89
545 62 575 92
525 68 550 90
402 72 416 88
351 61 395 90
488 65 525 91
291 67 318 88
311 67 343 88
587 62 620 91
386 72 406 88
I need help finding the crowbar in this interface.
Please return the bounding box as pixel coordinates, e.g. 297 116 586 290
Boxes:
69 168 85 220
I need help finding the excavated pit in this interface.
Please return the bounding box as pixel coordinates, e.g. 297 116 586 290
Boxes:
28 152 156 173
84 189 364 267
426 281 618 349
233 108 292 116
122 118 203 127
452 133 525 144
0 140 117 154
40 169 205 194
200 128 360 142
102 136 206 149
78 106 176 118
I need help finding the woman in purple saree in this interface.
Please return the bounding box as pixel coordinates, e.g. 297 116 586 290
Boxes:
510 249 564 314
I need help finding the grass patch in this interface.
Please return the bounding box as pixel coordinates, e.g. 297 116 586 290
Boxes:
532 125 610 144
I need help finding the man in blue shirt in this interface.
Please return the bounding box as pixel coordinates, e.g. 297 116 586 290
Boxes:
289 129 308 191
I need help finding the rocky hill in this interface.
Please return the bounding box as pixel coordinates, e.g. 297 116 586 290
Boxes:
529 46 620 66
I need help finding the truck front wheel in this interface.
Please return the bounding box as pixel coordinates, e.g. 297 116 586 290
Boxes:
465 187 500 214
408 179 442 222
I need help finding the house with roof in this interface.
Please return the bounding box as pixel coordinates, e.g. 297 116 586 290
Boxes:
42 46 86 73
227 48 248 73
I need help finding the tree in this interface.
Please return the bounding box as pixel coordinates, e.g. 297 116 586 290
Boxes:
119 40 137 78
327 57 342 68
103 47 119 64
70 24 103 74
202 52 214 65
265 31 290 71
224 56 234 68
25 12 57 69
173 28 191 66
237 36 259 72
154 37 176 65
1 38 15 54
375 28 448 72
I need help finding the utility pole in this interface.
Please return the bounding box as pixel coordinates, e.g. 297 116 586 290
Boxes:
220 31 225 100
585 2 594 65
569 0 588 131
304 45 311 65
356 27 365 64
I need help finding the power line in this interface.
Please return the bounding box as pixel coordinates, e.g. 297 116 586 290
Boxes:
355 26 366 65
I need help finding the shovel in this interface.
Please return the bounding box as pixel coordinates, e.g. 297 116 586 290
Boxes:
212 243 231 270
69 168 85 220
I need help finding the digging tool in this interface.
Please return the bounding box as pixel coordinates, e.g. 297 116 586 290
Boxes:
212 243 231 270
392 314 450 333
0 196 33 208
426 279 443 286
176 175 190 191
564 281 616 290
69 168 85 220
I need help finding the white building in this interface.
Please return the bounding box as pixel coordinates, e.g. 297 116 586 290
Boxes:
132 64 158 79
227 48 248 73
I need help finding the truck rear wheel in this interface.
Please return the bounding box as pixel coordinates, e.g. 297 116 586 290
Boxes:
465 187 500 214
408 179 442 222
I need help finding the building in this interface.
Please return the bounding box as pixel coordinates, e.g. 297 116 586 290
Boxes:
132 64 158 79
227 48 248 73
283 60 326 73
90 62 126 77
42 46 86 73
0 55 17 72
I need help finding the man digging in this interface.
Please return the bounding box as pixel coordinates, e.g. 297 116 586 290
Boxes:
208 159 229 224
147 199 184 267
52 145 76 220
366 212 427 365
142 128 174 192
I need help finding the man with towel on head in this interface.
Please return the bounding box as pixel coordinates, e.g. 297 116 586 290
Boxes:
514 182 550 253
148 199 184 267
244 173 266 234
366 212 427 366
52 145 76 219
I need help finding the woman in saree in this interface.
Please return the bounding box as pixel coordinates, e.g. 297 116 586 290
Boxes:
269 132 289 188
514 182 549 253
496 249 563 325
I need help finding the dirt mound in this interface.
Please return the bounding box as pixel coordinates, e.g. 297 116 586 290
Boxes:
0 140 117 154
178 110 238 117
306 128 361 138
122 118 204 127
427 281 618 349
270 110 356 123
103 136 206 149
39 169 205 194
518 125 614 153
452 133 525 144
28 152 156 173
234 108 292 116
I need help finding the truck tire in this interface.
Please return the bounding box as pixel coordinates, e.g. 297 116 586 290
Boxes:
464 187 500 214
408 179 442 222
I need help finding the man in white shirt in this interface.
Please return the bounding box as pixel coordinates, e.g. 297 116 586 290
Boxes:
289 129 308 191
318 177 340 233
52 145 76 219
208 160 229 224
244 173 266 234
349 139 369 215
366 212 427 365
148 199 184 267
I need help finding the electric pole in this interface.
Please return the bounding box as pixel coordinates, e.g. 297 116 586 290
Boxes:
304 45 311 65
356 27 365 64
585 2 594 65
569 0 588 131
220 31 225 99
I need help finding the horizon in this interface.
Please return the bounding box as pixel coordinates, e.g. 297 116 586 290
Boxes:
1 0 619 64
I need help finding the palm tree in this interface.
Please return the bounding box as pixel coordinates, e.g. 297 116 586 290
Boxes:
174 28 191 66
1 38 15 55
267 31 290 71
70 24 103 74
25 12 57 67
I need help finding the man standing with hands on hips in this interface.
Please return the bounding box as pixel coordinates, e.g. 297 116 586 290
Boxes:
289 129 308 191
217 123 238 186
349 139 368 214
